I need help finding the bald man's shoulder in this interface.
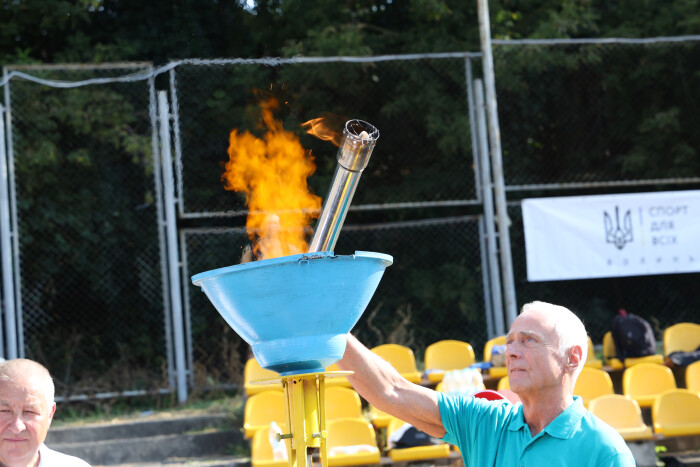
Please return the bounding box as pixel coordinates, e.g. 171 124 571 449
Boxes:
39 444 91 467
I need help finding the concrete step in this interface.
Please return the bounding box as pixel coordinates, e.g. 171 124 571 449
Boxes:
50 429 244 465
46 413 244 465
93 457 250 467
47 414 233 444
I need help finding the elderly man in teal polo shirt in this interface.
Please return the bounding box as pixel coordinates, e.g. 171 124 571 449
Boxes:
337 300 635 466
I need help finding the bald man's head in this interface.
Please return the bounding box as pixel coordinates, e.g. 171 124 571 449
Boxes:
0 359 57 466
0 359 55 404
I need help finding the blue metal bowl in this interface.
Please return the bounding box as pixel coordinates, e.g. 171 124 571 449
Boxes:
191 251 393 375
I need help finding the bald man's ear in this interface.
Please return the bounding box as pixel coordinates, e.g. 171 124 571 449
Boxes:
565 345 583 373
48 402 56 424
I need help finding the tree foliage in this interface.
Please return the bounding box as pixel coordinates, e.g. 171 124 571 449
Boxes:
2 0 698 66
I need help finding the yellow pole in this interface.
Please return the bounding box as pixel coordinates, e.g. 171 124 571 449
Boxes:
259 371 350 467
280 373 329 467
318 375 328 467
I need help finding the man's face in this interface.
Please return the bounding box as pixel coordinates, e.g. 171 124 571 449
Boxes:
505 310 566 396
0 376 55 467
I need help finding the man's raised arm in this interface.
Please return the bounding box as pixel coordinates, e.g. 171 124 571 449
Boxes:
335 334 446 438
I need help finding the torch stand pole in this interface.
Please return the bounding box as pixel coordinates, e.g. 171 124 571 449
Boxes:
280 373 329 467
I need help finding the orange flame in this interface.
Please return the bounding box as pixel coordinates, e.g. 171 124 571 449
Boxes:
223 98 322 260
301 113 346 147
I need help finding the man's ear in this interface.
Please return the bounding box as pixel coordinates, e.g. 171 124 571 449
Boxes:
48 402 56 424
566 345 583 373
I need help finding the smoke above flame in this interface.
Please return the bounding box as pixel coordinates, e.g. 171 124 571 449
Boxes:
222 98 324 260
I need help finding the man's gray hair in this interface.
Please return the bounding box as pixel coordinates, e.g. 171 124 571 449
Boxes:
0 358 55 403
521 301 588 378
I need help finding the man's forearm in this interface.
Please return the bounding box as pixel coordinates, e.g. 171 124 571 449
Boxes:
335 334 446 437
336 334 403 408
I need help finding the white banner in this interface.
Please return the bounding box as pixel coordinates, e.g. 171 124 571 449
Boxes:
522 190 700 281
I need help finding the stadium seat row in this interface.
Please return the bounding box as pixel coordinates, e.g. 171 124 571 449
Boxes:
246 386 452 467
244 321 699 396
495 363 700 407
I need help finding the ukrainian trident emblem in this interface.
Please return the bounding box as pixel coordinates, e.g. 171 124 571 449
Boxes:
604 206 633 250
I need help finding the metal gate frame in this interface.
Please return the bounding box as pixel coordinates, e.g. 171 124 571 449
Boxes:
165 54 508 392
0 63 182 400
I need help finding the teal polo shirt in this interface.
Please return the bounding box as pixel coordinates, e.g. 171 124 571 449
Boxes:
438 393 635 466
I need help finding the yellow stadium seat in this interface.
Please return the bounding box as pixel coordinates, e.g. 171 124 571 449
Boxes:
326 387 364 421
369 404 394 429
424 340 476 383
243 390 287 438
588 394 653 442
585 336 603 369
327 418 381 466
652 389 700 437
483 335 508 378
574 367 614 408
623 363 676 408
244 358 282 396
663 322 700 360
325 363 352 388
386 417 450 462
371 344 422 384
603 332 624 370
602 331 664 369
686 360 700 393
497 376 510 391
251 423 289 467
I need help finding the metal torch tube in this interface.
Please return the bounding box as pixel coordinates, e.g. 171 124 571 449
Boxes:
308 120 379 253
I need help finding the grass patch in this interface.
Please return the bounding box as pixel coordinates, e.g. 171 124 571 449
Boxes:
52 389 245 427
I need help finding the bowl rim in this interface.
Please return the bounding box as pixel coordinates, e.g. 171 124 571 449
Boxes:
191 250 393 285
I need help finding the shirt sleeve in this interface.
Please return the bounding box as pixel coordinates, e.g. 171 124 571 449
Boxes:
437 391 513 453
599 451 637 467
438 391 470 445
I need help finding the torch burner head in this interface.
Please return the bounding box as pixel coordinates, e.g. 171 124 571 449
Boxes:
308 119 379 253
336 120 379 171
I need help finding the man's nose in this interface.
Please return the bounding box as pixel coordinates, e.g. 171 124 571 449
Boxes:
8 415 26 433
506 342 520 358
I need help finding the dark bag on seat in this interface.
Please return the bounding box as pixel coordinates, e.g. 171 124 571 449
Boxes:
611 313 656 360
389 424 441 449
668 347 700 366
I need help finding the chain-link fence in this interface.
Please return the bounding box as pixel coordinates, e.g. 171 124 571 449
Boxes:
3 64 170 397
170 55 480 217
495 39 700 187
183 215 488 389
173 55 487 387
493 39 700 342
0 37 698 399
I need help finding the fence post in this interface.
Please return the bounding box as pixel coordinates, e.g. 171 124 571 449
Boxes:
466 57 496 339
476 0 518 327
148 77 176 391
158 91 188 403
0 103 14 358
168 68 194 388
474 80 506 337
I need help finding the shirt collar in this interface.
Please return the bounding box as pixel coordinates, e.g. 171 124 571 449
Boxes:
507 396 585 440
